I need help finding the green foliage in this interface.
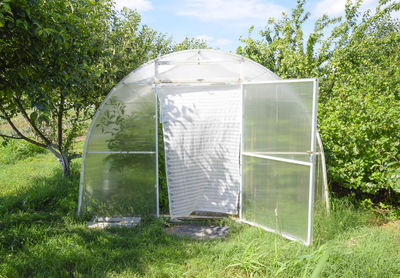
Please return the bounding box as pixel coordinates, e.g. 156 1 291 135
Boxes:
173 37 208 52
238 0 400 202
319 4 400 197
0 0 116 176
0 138 46 165
0 0 207 177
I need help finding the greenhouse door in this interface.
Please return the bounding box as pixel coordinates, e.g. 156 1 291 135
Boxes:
241 79 318 245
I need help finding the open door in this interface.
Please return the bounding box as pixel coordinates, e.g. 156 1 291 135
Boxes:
241 79 318 245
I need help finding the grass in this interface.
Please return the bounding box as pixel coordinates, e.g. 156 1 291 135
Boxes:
0 148 400 277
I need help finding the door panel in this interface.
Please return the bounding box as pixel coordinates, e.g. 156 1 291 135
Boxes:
241 79 318 245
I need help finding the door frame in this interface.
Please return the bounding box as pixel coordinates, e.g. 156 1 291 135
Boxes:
239 78 318 245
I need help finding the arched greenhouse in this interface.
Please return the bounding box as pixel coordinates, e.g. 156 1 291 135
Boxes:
78 49 329 245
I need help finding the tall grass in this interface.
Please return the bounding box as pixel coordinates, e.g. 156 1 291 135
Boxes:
0 149 399 277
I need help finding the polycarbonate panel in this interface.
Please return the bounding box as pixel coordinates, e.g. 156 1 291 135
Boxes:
243 82 314 162
82 153 157 216
157 62 241 83
123 62 155 84
87 84 155 152
242 156 310 242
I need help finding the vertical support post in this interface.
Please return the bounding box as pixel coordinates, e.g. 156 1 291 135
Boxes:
307 79 319 245
77 156 85 215
317 131 330 214
240 83 244 220
155 60 160 218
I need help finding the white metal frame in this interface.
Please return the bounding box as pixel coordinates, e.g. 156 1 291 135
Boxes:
317 131 330 213
154 60 160 218
240 78 318 246
77 50 329 246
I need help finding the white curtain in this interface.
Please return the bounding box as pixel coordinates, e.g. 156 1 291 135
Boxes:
158 85 241 218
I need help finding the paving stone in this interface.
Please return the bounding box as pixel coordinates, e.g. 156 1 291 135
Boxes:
165 225 229 239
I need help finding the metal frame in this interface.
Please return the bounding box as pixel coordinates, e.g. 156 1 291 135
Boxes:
239 83 244 220
306 79 318 245
155 85 160 218
240 78 318 246
87 151 155 154
77 50 327 246
155 60 160 218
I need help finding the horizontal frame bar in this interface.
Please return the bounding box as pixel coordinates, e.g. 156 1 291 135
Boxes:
242 152 312 166
87 151 155 154
254 151 314 155
242 78 317 85
155 78 242 84
157 59 243 65
238 219 308 245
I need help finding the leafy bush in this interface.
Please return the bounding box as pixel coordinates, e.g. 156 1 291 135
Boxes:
318 8 400 198
0 139 46 165
238 0 400 202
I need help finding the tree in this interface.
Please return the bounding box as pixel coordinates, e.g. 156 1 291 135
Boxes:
0 0 207 177
1 0 114 176
318 2 400 198
238 0 400 202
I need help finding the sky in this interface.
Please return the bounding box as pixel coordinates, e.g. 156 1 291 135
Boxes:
113 0 381 51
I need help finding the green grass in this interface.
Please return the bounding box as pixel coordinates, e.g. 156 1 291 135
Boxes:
0 150 399 277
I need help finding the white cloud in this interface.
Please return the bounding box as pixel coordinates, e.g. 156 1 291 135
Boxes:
215 38 233 46
114 0 153 12
314 0 377 17
177 0 286 21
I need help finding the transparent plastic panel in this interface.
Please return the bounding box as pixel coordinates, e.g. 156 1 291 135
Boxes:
242 156 310 242
82 153 157 217
123 61 155 84
243 82 314 162
157 62 241 83
87 84 155 152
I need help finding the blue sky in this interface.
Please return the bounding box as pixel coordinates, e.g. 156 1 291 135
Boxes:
114 0 380 51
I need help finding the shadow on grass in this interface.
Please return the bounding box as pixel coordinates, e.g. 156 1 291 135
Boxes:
0 163 196 277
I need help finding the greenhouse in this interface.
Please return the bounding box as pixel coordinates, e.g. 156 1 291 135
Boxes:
77 49 329 245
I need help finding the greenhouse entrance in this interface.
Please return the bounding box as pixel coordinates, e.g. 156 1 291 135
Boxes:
78 49 327 245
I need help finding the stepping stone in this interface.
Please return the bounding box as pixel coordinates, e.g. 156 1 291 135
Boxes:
166 224 229 239
87 217 141 229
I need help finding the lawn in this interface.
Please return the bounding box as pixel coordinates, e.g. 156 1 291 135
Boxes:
0 148 399 277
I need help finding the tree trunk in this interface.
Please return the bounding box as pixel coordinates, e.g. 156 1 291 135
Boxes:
48 147 70 177
59 153 70 177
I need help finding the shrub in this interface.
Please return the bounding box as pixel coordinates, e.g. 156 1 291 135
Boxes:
0 139 47 165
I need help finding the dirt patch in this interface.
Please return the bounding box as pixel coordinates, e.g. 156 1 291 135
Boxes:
377 220 400 242
380 220 400 235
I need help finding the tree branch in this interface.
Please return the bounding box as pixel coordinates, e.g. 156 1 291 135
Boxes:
0 133 23 140
13 97 53 146
69 153 82 160
0 107 48 149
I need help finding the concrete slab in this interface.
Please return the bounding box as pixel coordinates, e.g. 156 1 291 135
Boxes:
87 217 141 229
165 224 229 240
